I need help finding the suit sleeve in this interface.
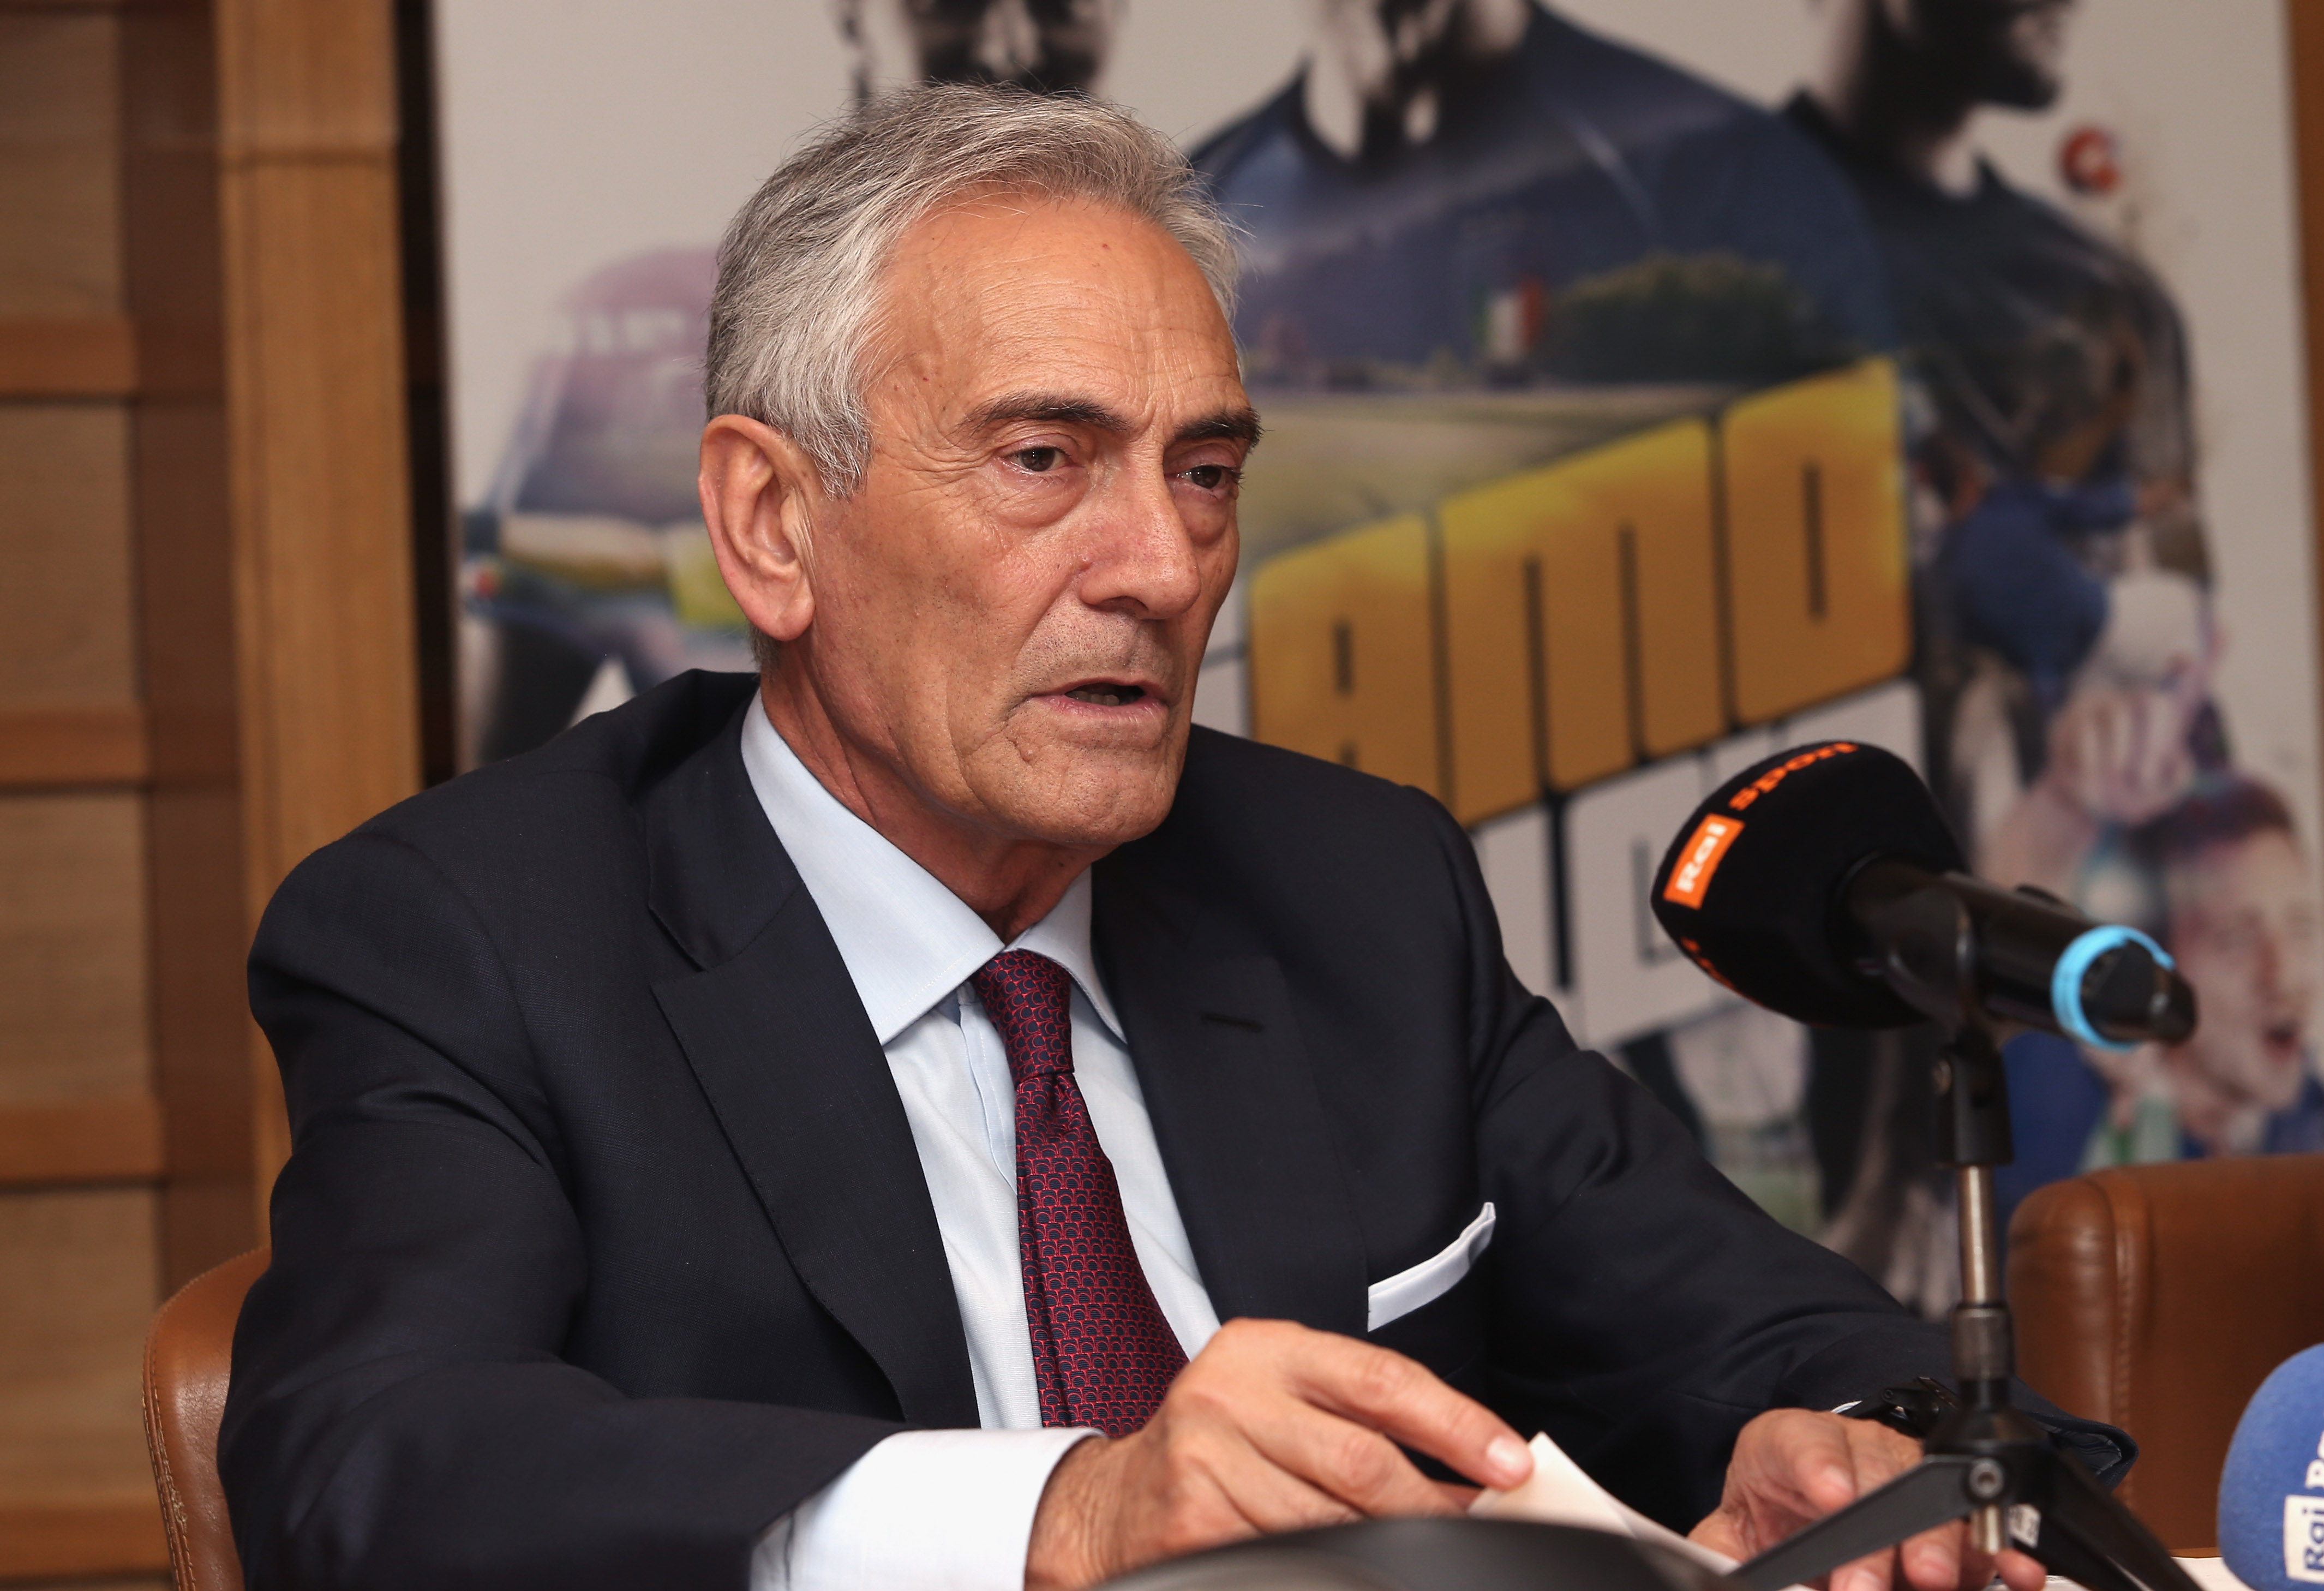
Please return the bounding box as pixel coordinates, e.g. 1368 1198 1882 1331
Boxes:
1410 793 2130 1528
223 829 900 1591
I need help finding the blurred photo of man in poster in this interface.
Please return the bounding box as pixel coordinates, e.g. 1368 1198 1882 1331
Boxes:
2133 777 2324 1157
1194 0 1895 390
1788 0 2208 847
2007 773 2324 1200
460 0 1125 763
1190 0 1914 1297
1787 0 2323 1252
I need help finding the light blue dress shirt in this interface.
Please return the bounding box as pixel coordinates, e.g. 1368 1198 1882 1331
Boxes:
738 697 1223 1589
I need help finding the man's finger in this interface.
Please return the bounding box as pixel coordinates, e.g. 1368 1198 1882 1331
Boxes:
1747 1416 1902 1591
1830 1422 1951 1591
1833 1549 1896 1591
1195 1436 1369 1537
1997 1546 2047 1591
1284 1331 1531 1492
1688 1505 1752 1562
1751 1410 1865 1521
1897 1519 1962 1591
1238 1395 1465 1521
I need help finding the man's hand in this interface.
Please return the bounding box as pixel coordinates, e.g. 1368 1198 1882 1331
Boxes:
1023 1318 1534 1590
1690 1410 2045 1591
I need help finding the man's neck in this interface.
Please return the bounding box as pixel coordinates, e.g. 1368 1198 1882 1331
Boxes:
758 673 1104 943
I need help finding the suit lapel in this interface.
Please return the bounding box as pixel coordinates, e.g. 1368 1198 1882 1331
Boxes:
645 707 978 1427
1094 855 1368 1337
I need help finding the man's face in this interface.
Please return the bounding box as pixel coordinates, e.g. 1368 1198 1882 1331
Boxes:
844 0 1123 96
2166 829 2321 1115
1884 0 2075 109
793 196 1251 853
1314 0 1465 69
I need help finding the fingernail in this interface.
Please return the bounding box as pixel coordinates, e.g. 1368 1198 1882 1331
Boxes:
1487 1434 1532 1485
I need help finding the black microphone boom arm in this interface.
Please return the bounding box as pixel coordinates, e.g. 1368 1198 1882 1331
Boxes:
1731 883 2196 1591
1730 1027 2200 1591
1645 741 2200 1591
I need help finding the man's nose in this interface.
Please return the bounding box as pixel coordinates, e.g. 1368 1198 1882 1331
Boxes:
1078 466 1204 620
2255 924 2285 990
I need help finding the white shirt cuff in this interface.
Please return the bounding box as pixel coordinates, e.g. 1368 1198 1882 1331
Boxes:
751 1427 1097 1591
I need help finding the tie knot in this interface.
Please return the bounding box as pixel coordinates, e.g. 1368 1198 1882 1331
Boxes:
970 949 1075 1083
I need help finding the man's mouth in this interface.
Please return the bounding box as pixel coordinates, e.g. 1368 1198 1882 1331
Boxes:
1062 684 1146 707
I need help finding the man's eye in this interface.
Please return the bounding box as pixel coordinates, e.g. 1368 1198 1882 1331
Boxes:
1011 446 1062 474
1181 464 1239 491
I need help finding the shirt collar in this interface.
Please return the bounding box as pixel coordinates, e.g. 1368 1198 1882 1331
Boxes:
738 695 1123 1046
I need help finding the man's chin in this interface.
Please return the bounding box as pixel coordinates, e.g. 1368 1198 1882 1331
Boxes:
2255 1037 2311 1111
981 752 1184 852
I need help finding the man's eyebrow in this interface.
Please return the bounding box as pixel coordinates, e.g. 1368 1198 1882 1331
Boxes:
961 394 1263 452
965 393 1134 435
1175 407 1264 451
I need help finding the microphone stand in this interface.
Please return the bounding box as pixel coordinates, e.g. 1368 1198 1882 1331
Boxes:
1729 1020 2198 1591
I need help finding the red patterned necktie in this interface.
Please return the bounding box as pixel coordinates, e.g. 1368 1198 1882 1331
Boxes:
969 948 1188 1435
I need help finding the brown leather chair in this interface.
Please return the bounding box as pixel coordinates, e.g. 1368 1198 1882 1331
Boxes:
142 1247 268 1591
2009 1156 2324 1553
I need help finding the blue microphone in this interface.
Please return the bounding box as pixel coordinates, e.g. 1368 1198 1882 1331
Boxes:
2221 1344 2324 1591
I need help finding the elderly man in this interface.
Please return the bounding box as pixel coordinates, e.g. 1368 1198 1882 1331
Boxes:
223 86 2118 1591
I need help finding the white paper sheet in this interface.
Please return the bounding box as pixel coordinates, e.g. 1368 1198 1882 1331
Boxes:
1471 1433 2244 1591
1469 1432 1744 1575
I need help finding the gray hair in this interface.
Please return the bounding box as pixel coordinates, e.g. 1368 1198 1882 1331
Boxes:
704 82 1242 494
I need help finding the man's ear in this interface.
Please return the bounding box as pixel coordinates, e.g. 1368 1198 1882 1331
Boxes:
699 415 826 644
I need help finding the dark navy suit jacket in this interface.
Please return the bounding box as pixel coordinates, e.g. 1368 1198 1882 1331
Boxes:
222 671 2121 1589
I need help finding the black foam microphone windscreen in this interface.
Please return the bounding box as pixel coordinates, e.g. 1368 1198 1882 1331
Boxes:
1648 740 1966 1028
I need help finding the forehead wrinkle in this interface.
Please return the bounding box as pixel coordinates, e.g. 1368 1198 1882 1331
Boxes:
901 196 1220 337
964 393 1135 436
938 307 1238 442
868 196 1243 449
890 269 1183 406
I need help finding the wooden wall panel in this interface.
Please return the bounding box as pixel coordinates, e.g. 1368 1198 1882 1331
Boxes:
215 0 397 157
223 159 418 886
123 0 257 1284
0 9 120 320
0 0 422 1576
0 1187 159 1502
0 1509 167 1586
0 406 135 708
0 794 147 1108
0 318 137 399
214 0 418 1195
0 7 175 1582
0 1099 161 1189
0 707 147 791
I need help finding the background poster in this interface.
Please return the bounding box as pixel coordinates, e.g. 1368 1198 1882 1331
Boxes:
434 0 2321 1314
